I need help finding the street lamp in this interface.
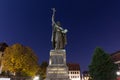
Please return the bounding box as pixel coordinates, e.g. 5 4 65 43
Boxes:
116 71 120 76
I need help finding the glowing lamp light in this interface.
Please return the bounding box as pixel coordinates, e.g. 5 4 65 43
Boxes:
33 76 39 80
116 71 120 76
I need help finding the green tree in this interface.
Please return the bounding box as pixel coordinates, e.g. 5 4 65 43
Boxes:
89 47 118 80
39 61 48 79
2 43 39 76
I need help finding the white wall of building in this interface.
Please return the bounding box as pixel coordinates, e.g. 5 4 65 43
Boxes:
68 71 81 80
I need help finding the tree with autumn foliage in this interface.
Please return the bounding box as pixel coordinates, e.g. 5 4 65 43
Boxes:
2 43 39 76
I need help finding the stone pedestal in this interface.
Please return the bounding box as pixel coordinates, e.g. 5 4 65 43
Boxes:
46 49 70 80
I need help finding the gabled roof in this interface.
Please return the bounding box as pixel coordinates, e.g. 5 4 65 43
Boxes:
111 51 120 62
82 71 90 76
67 63 80 71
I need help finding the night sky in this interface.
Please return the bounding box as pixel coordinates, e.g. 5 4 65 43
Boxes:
0 0 120 72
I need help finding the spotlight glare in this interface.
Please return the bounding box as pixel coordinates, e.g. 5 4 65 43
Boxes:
33 76 39 80
116 71 120 76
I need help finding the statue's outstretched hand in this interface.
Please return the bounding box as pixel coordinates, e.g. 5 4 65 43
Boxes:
62 29 68 33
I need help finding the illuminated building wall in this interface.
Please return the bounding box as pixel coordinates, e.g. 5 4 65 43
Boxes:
67 63 81 80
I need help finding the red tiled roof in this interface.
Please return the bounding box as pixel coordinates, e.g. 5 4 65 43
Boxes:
111 51 120 62
67 63 80 70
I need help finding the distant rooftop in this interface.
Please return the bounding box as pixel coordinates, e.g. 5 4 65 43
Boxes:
111 51 120 62
67 63 80 71
82 71 89 74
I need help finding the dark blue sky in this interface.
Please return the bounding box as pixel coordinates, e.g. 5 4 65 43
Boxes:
0 0 120 71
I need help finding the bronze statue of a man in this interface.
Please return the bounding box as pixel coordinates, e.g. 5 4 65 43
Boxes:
51 8 68 50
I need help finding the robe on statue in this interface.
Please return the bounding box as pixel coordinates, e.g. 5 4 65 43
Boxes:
51 23 67 50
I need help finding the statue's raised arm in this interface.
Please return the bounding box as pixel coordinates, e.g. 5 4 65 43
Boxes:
51 8 68 50
52 8 56 26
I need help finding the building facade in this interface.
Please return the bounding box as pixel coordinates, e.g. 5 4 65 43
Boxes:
67 63 81 80
111 51 120 80
82 71 90 80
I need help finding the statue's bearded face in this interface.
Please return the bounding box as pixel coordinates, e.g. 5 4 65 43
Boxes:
56 21 61 27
